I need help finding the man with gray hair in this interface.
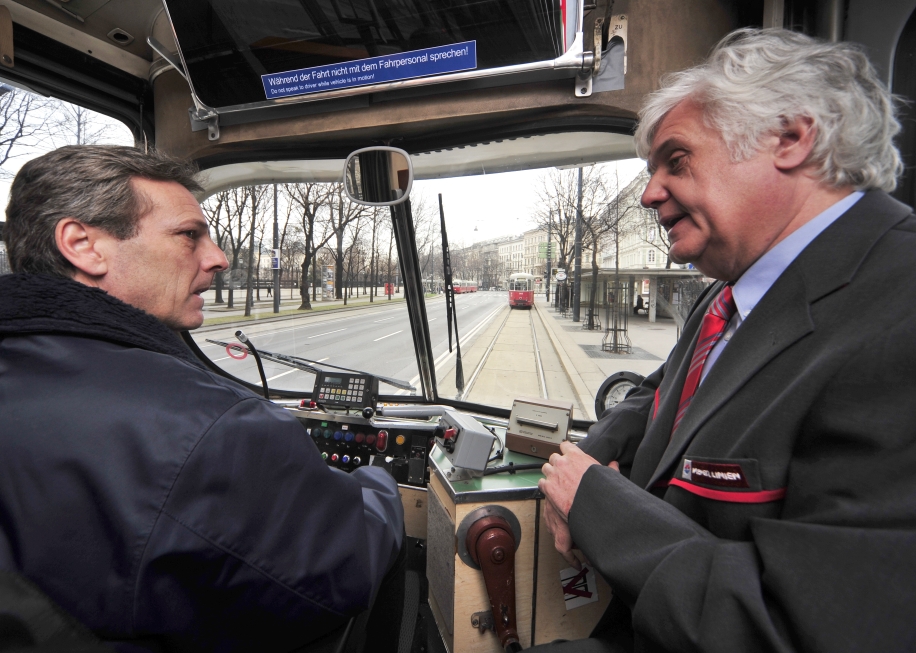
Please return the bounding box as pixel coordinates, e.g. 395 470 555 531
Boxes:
0 145 405 651
536 29 916 652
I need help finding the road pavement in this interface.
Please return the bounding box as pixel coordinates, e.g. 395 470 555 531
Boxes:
190 292 508 396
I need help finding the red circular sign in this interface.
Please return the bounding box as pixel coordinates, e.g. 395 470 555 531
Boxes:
226 344 248 360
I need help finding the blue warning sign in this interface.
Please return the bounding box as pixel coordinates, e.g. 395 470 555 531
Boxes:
262 41 477 100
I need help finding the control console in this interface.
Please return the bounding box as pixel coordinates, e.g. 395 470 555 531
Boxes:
293 408 436 487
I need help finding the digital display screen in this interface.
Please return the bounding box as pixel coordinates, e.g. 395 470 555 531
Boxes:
325 376 343 385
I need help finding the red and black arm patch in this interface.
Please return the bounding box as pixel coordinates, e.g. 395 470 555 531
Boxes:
659 457 786 503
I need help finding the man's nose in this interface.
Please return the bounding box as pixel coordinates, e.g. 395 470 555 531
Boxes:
641 173 668 209
204 238 229 272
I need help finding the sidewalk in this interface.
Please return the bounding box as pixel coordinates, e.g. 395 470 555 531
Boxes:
198 289 442 328
533 297 678 417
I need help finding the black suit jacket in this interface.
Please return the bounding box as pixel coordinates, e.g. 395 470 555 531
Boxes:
571 190 916 652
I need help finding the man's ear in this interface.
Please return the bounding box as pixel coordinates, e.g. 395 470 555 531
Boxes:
773 115 817 172
55 218 112 281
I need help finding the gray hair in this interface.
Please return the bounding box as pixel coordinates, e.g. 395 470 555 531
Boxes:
634 28 902 192
6 145 202 277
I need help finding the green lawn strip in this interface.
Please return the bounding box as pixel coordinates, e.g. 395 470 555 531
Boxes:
201 293 440 327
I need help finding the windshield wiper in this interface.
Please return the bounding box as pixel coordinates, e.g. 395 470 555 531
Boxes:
204 338 417 392
439 193 465 394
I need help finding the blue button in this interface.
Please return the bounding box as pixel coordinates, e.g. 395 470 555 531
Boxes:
344 432 354 442
333 431 343 441
342 455 351 464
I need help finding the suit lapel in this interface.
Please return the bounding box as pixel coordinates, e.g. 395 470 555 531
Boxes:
641 190 912 490
629 284 719 488
644 269 813 489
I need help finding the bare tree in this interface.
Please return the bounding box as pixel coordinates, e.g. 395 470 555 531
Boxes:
534 166 611 317
218 186 256 309
327 182 368 300
275 188 303 299
0 89 54 177
243 186 270 316
202 190 230 303
532 169 580 272
47 102 118 146
366 206 386 302
285 183 333 309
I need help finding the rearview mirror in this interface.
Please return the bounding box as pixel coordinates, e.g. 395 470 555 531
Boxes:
343 146 413 206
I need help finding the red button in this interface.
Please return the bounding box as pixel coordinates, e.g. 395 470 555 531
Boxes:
355 432 365 443
366 434 377 445
376 430 388 452
330 453 339 462
443 428 457 440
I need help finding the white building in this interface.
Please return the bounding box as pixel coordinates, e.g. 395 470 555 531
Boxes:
498 236 524 280
600 170 682 280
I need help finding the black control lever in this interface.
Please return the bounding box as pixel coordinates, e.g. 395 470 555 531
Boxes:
235 330 269 399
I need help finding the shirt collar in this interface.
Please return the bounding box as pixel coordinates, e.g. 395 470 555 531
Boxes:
732 191 864 320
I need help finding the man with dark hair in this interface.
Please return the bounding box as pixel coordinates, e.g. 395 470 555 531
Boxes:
0 145 405 652
534 29 916 653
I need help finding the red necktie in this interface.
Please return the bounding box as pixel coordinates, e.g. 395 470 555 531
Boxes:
671 285 736 436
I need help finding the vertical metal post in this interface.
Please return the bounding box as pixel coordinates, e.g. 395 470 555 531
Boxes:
546 211 552 301
273 184 280 313
572 167 583 322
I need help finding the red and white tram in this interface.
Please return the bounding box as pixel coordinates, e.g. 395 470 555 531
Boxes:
508 273 535 308
453 280 478 294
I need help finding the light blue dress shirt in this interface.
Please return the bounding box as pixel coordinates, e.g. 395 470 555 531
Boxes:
699 191 864 384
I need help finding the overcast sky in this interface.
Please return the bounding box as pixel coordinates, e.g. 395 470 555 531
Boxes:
413 158 648 246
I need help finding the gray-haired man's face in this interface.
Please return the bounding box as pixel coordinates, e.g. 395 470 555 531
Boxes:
641 100 806 281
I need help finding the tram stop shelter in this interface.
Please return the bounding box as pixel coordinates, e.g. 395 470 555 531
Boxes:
553 267 708 328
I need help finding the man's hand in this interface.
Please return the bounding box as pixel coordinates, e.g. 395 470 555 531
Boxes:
539 441 620 563
542 499 587 570
539 441 617 518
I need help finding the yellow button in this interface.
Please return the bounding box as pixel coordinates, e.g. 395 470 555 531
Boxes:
395 435 406 446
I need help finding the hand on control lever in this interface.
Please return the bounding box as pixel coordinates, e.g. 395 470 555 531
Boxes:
539 441 617 568
542 499 589 571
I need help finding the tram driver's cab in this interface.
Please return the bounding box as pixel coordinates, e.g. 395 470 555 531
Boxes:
1 0 912 651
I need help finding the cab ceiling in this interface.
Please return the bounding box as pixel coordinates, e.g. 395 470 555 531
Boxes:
196 131 638 200
4 0 163 73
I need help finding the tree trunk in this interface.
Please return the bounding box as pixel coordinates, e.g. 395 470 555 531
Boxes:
215 271 225 304
298 250 312 310
588 248 599 329
335 226 344 300
244 190 257 317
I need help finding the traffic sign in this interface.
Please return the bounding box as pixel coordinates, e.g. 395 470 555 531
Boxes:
555 271 567 281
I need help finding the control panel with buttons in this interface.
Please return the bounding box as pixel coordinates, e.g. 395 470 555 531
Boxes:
293 408 436 487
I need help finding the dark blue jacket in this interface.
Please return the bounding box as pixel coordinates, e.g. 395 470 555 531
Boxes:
0 274 404 652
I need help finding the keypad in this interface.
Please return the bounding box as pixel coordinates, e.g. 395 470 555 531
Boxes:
318 377 366 403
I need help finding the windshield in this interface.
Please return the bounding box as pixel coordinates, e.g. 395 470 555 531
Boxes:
189 183 422 396
190 131 705 419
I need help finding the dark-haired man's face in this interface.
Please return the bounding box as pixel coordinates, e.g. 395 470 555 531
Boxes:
97 179 228 331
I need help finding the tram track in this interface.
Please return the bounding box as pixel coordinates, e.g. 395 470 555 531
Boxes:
459 307 549 402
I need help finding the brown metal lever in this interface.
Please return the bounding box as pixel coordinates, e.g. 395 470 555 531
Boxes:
465 515 520 651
